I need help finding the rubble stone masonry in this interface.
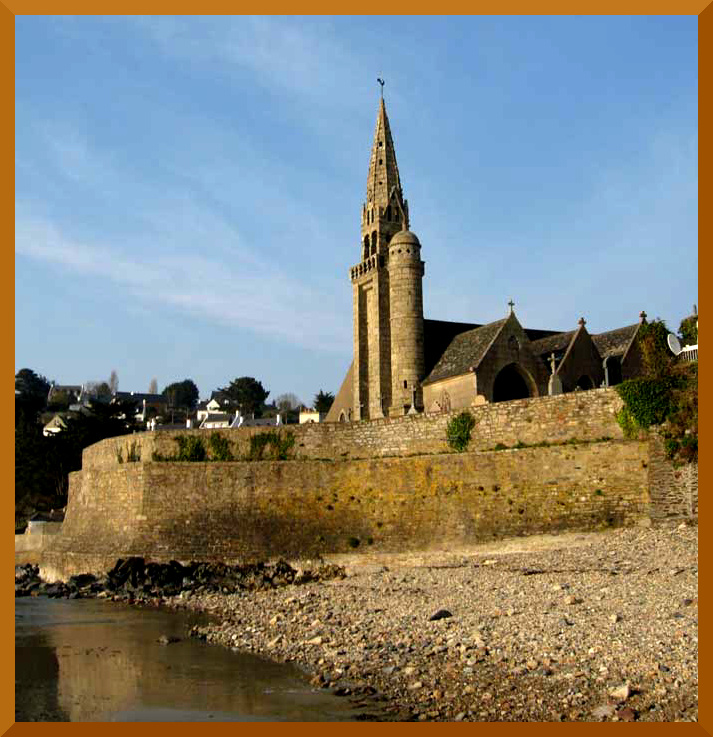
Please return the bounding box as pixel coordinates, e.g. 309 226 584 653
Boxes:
41 388 697 581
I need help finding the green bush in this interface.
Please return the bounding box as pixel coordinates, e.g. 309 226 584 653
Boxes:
174 435 207 462
446 411 476 452
248 430 295 460
208 432 233 461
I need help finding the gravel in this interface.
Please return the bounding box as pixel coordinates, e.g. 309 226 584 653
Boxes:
164 522 698 722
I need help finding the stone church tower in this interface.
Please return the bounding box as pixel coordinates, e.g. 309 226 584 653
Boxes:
349 96 425 420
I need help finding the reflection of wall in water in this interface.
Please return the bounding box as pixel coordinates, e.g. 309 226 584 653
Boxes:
16 629 68 722
46 604 304 720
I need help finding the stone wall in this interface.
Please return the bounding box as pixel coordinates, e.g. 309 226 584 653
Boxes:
83 387 625 471
41 439 648 581
647 432 698 521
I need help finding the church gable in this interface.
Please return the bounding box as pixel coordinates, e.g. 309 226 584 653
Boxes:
551 321 604 392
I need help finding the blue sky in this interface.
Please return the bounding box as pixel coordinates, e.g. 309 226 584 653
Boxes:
15 16 698 405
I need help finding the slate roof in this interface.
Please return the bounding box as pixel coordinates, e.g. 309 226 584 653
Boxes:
530 330 577 357
423 318 508 385
591 324 639 359
423 319 481 377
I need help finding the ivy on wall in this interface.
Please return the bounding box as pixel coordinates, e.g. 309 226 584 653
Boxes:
615 319 697 464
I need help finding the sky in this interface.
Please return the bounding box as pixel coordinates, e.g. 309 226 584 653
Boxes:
15 16 698 405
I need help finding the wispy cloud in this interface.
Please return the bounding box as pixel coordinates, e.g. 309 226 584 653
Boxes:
15 210 351 353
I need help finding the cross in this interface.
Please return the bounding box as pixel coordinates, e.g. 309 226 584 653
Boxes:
377 77 385 97
508 299 515 314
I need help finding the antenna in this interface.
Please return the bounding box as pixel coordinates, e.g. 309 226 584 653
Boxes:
667 333 682 356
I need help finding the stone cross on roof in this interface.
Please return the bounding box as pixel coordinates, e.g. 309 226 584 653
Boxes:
508 299 515 314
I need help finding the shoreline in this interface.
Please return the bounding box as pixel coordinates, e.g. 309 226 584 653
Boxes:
164 523 698 722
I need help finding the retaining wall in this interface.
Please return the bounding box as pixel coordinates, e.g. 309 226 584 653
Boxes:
42 439 649 581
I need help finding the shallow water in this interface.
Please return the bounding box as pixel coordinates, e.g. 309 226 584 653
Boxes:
16 597 369 722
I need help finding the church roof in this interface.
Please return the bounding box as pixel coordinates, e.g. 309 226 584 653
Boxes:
423 318 508 385
530 330 577 356
591 323 639 359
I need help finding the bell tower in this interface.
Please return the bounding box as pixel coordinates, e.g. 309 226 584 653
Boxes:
350 93 423 420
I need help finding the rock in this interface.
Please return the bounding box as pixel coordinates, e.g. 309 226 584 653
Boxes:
454 712 466 721
610 683 631 702
616 706 637 721
610 614 621 623
157 634 180 645
563 594 581 605
591 703 616 719
429 609 452 621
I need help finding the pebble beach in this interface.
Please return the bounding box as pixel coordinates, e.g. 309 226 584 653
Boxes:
168 522 698 722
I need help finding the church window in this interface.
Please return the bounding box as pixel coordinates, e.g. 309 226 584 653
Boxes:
386 205 391 220
378 141 383 147
404 380 408 388
379 158 383 166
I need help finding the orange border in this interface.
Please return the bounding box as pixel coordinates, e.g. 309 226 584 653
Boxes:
6 6 706 737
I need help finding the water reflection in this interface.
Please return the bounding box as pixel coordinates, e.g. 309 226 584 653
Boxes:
16 598 366 722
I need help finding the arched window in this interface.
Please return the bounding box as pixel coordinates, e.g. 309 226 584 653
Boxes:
371 231 377 255
386 205 391 221
363 235 370 261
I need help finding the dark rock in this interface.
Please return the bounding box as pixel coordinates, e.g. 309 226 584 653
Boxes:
429 609 453 621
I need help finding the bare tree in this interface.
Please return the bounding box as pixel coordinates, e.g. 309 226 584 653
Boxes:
148 377 158 395
275 392 302 412
109 369 119 394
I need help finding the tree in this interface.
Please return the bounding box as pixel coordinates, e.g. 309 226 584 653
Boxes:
275 393 302 412
219 377 269 416
679 315 698 347
16 368 50 399
313 390 335 414
162 379 199 410
15 398 138 526
109 369 119 394
15 368 50 425
148 377 158 395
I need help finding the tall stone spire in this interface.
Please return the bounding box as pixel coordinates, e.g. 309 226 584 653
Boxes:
360 97 409 260
366 98 403 209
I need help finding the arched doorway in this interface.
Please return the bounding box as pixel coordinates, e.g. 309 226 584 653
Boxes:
492 363 534 403
604 356 622 386
575 375 594 390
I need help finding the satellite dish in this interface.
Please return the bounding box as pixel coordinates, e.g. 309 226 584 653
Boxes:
667 333 682 356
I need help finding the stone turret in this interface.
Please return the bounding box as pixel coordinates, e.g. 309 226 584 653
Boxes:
388 229 425 415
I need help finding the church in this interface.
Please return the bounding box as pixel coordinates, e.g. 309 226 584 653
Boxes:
326 95 646 423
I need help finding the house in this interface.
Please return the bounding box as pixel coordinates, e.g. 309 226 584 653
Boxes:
299 409 326 424
112 391 168 422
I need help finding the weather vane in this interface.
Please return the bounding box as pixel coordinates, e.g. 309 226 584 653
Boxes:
377 77 385 97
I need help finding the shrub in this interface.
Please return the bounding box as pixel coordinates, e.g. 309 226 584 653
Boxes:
174 435 207 462
446 411 476 452
208 432 233 461
248 430 295 461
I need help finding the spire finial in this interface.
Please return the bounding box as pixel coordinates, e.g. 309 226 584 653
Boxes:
578 316 586 327
508 299 515 315
377 77 385 98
